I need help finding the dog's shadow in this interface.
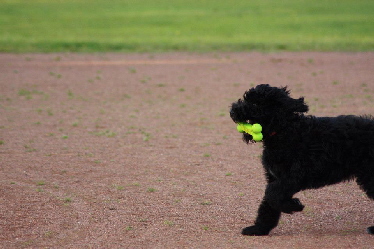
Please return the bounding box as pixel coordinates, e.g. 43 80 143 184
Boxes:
272 208 371 236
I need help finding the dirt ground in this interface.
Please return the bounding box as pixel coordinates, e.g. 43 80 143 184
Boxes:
1 52 373 248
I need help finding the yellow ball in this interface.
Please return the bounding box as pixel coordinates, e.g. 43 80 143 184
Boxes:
252 133 263 141
252 124 262 133
237 124 244 133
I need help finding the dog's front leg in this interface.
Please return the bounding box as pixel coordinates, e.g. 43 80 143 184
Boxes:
242 198 281 236
242 181 304 236
265 181 305 214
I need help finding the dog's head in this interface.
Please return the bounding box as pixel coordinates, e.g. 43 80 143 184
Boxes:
230 84 308 143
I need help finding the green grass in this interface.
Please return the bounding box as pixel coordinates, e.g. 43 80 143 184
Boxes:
147 188 157 193
1 0 373 52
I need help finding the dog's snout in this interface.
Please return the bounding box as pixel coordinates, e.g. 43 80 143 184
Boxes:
230 109 236 119
230 104 241 122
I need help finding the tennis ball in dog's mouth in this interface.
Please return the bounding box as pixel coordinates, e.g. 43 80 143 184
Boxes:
252 123 262 133
252 133 263 141
236 124 244 133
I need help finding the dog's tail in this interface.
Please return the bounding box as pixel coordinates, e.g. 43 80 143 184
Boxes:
368 226 374 235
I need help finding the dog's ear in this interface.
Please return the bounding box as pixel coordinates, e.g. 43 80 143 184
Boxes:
280 86 290 95
288 97 309 113
280 86 308 114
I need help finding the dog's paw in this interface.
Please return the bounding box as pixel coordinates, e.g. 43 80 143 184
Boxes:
241 226 270 236
367 226 374 235
281 198 305 214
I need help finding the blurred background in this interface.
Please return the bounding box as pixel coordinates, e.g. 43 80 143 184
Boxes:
1 0 373 53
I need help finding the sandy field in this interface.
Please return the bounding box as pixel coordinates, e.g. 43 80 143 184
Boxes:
1 52 373 248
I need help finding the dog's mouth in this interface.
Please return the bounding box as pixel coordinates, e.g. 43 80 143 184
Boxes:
235 121 264 143
235 119 254 125
243 133 256 144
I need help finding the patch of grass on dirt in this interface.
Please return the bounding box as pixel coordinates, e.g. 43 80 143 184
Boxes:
200 200 212 205
90 130 117 138
63 197 73 204
128 67 137 74
113 185 125 190
47 109 54 116
141 131 151 141
18 89 32 99
67 90 75 99
49 72 62 79
18 89 47 100
36 181 46 186
163 220 175 226
147 188 157 193
24 144 37 152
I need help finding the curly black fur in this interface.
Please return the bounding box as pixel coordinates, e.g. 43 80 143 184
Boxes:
230 84 374 236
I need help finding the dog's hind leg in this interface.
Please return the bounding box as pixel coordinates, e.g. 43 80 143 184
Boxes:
279 198 305 214
264 181 305 214
263 170 305 214
356 172 374 199
356 169 374 235
242 199 281 236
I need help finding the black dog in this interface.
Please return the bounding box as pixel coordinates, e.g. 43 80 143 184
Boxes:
230 84 374 236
